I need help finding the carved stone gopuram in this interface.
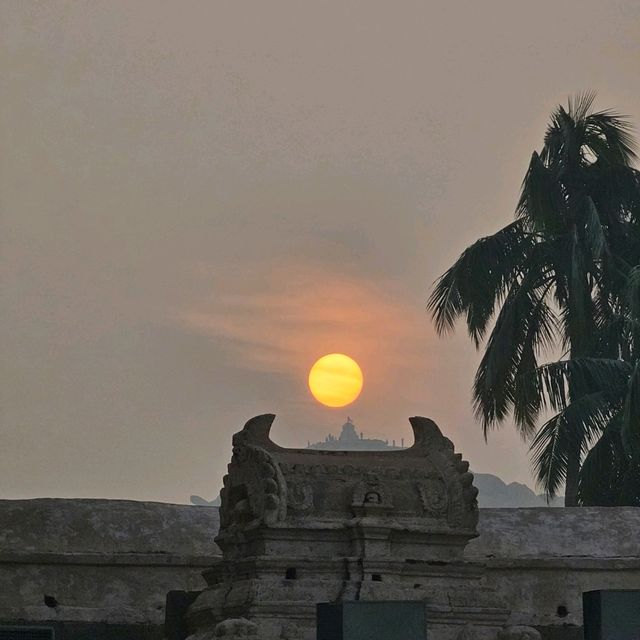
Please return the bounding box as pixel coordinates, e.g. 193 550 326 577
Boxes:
186 415 510 640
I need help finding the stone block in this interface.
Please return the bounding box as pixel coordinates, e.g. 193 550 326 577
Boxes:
583 590 640 640
317 601 426 640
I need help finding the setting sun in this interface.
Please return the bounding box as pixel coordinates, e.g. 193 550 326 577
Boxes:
308 354 363 407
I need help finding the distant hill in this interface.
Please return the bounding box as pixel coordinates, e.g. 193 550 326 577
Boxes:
190 494 220 507
473 473 562 507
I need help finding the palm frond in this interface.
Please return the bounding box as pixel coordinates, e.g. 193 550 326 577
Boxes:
531 391 614 500
585 110 638 165
535 358 633 412
428 220 533 344
516 152 566 234
512 292 558 434
586 164 640 231
568 91 598 123
473 261 554 433
530 412 570 499
577 415 631 505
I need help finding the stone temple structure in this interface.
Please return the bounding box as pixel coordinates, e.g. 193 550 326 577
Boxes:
185 414 525 640
307 417 405 451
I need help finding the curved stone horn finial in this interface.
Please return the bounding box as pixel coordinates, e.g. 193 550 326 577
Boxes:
408 416 445 449
239 414 277 447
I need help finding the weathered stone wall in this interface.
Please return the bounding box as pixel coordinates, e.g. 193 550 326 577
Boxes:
0 499 219 639
469 507 640 639
2 499 639 639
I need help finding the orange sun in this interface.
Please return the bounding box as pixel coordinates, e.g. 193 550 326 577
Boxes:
308 353 363 407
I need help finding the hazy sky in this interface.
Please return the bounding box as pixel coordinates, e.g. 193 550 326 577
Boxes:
2 1 639 503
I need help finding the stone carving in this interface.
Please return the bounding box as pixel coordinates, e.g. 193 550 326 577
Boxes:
219 417 287 533
351 476 394 516
217 414 479 534
287 481 313 512
352 476 392 506
456 454 480 514
409 417 479 530
214 618 258 637
191 415 499 640
279 622 303 639
457 625 480 639
497 627 541 640
282 462 439 478
417 476 448 516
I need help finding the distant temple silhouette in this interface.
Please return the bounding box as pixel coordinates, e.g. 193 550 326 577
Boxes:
306 416 404 451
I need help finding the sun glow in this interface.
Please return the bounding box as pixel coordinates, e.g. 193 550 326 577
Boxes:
308 353 363 408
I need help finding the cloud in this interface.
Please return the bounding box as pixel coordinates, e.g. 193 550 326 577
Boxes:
178 258 427 384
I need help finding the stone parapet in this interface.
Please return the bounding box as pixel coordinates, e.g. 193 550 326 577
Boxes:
1 475 638 639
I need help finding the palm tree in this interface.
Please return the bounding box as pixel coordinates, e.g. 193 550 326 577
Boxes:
428 93 640 505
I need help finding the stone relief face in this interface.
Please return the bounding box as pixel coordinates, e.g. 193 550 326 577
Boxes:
351 478 392 510
364 491 381 504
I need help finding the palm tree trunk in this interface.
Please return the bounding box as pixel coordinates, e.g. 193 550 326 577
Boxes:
565 449 580 506
566 322 587 507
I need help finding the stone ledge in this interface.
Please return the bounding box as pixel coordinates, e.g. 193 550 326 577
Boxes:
0 551 218 567
481 557 640 570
